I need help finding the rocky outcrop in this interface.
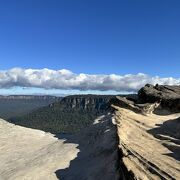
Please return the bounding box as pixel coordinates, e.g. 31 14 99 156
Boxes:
110 96 160 114
59 95 114 111
138 84 180 112
112 84 180 180
113 105 180 180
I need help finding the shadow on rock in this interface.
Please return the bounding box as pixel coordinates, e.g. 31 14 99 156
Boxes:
54 114 120 180
148 117 180 161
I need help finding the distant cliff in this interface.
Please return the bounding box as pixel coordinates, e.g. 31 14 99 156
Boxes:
0 95 60 119
0 95 60 100
9 95 115 133
55 95 114 111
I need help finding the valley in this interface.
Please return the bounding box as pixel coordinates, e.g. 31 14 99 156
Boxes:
0 95 60 119
0 84 180 179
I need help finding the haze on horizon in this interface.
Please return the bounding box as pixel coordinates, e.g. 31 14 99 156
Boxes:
0 0 179 95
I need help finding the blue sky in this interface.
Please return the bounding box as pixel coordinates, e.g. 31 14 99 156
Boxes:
0 0 180 95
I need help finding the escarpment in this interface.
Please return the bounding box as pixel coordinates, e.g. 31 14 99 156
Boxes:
9 95 115 133
112 84 180 180
59 95 114 111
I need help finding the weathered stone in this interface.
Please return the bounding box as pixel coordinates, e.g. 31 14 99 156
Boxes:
138 84 180 112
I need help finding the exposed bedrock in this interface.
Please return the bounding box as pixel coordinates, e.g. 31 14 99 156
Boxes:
111 84 180 180
138 84 180 112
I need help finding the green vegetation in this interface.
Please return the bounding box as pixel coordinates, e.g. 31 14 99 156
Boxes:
9 95 114 134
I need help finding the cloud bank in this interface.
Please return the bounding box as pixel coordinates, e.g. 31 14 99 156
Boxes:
0 68 179 92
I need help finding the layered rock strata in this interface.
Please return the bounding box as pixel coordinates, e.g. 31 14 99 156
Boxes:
112 84 180 180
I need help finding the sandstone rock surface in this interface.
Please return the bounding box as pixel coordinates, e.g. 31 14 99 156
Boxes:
0 114 119 180
112 84 180 180
114 105 180 180
0 119 79 180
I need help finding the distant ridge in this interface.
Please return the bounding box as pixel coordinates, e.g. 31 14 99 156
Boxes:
0 95 61 119
9 95 115 133
0 95 60 100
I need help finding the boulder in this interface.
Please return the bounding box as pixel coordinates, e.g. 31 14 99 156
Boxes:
138 84 180 112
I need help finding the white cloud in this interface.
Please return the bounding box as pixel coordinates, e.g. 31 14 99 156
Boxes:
0 68 179 92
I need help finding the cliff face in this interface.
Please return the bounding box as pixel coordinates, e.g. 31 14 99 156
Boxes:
112 84 180 180
10 95 115 133
57 95 114 111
